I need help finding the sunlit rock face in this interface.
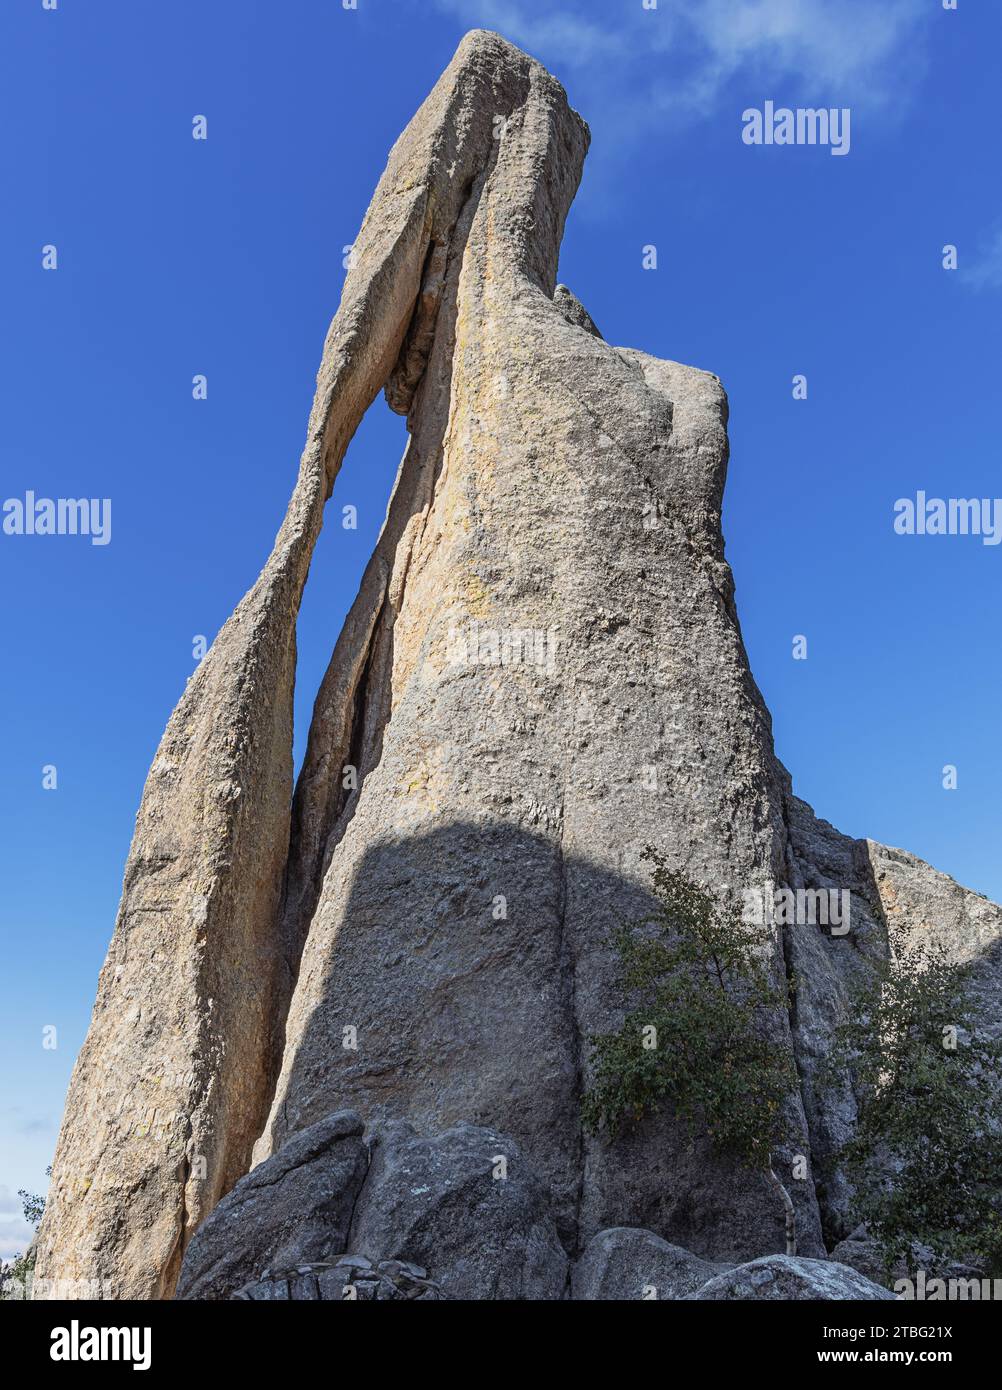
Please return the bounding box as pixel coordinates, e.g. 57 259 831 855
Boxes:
35 31 1002 1301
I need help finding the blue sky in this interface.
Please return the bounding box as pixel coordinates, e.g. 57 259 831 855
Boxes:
1 0 999 1257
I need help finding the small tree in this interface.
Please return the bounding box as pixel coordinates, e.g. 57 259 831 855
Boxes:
0 1168 50 1301
582 849 800 1253
828 926 1002 1277
18 1187 45 1228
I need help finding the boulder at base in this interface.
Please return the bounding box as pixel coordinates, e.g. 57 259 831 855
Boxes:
348 1120 568 1300
685 1254 895 1301
177 1111 368 1301
572 1227 730 1300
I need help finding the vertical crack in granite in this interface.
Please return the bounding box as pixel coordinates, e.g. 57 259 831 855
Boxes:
37 30 1002 1302
35 30 558 1302
555 688 585 1257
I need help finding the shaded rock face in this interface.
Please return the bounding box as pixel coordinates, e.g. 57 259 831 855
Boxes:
178 1113 565 1302
781 805 1002 1246
176 1111 368 1303
830 1229 983 1289
685 1255 895 1302
231 1258 448 1302
36 29 1002 1300
348 1119 568 1301
572 1228 730 1301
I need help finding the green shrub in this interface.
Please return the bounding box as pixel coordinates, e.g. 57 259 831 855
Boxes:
582 848 800 1251
827 926 1002 1277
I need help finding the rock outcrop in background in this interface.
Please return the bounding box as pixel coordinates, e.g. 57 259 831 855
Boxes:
34 30 1002 1301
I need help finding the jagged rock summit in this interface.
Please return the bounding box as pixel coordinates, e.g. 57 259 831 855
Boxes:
35 31 1002 1301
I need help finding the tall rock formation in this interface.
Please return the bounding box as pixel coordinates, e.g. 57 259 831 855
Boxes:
35 31 1002 1300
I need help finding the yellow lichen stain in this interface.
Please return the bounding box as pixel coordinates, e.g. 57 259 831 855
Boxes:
403 754 443 815
462 572 492 619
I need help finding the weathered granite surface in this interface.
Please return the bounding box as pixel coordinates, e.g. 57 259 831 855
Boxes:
178 1112 565 1301
348 1119 568 1300
685 1255 895 1301
36 30 1002 1301
572 1228 731 1301
176 1111 368 1302
231 1258 448 1302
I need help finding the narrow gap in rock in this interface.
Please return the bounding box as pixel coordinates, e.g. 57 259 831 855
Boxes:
292 397 408 781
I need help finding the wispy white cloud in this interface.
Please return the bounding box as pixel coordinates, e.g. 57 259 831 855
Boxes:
431 0 933 119
678 0 929 107
0 1187 33 1263
17 1116 53 1137
431 0 626 71
1 1223 33 1262
962 226 1002 292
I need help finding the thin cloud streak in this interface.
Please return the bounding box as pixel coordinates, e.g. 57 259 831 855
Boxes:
962 227 1002 293
431 0 934 118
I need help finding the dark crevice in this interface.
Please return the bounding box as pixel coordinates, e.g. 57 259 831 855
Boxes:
385 173 477 417
317 590 391 885
253 146 493 1166
774 790 828 1252
163 1148 191 1299
555 831 585 1259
